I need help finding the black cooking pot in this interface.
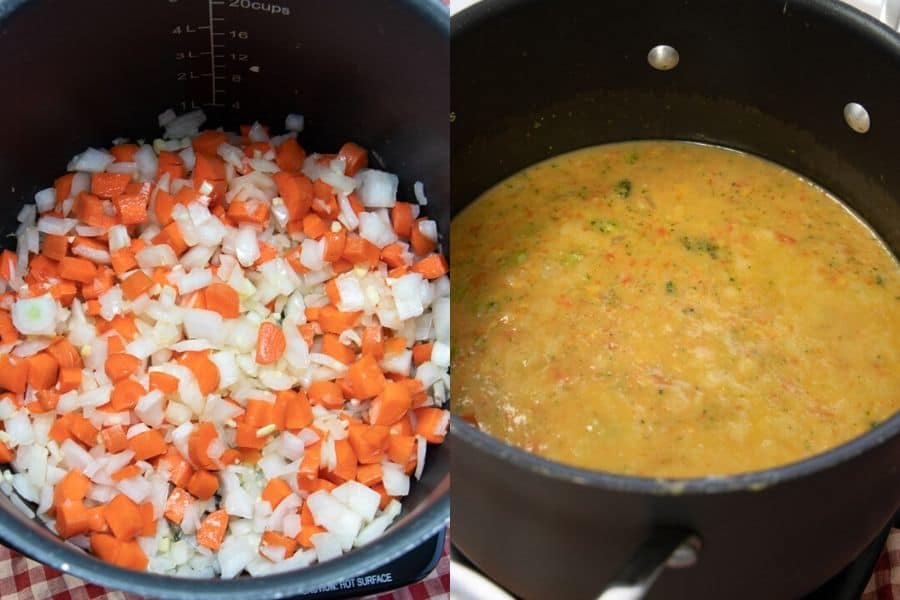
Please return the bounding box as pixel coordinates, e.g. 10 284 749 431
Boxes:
0 1 448 598
450 1 900 598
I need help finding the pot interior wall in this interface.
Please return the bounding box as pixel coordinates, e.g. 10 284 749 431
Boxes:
0 0 448 598
451 0 900 252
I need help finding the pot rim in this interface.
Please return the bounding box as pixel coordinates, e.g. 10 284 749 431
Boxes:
450 0 900 497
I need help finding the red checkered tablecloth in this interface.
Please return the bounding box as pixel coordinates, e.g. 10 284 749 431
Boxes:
0 535 449 600
862 528 900 600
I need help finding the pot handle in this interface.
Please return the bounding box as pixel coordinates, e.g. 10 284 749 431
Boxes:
595 528 701 600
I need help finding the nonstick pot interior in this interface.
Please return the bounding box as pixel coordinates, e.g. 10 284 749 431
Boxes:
450 0 899 598
0 1 448 598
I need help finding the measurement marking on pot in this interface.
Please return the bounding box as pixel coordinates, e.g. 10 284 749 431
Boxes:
207 0 217 106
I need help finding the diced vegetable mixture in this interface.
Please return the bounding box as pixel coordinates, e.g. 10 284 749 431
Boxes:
0 110 450 577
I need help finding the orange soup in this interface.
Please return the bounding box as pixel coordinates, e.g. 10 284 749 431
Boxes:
451 141 900 477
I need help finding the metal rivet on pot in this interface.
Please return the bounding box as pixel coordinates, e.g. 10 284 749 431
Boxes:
648 45 679 70
843 102 870 133
666 535 702 568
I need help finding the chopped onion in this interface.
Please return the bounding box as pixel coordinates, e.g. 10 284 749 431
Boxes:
285 114 304 132
235 226 260 267
164 109 206 140
68 147 114 173
136 245 178 269
413 181 428 205
354 169 398 208
34 188 56 213
36 216 77 235
11 294 57 336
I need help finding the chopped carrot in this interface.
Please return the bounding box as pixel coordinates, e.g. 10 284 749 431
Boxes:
0 354 28 393
318 305 361 334
275 137 306 172
58 366 82 393
388 434 417 467
410 218 436 255
153 222 188 256
347 424 390 465
361 326 385 360
54 173 75 203
56 500 91 538
87 506 108 533
54 469 90 506
0 311 18 345
391 203 415 238
203 282 240 318
164 487 193 524
411 254 448 279
326 438 357 483
322 334 355 365
234 422 268 449
296 524 326 549
192 131 229 156
412 342 434 367
187 470 219 500
342 236 380 269
0 442 13 463
100 425 128 454
160 446 193 488
323 228 347 262
110 143 138 162
49 414 73 444
381 243 408 269
91 173 132 198
139 502 156 537
157 151 185 181
177 351 219 395
106 334 125 354
110 378 146 411
47 338 82 369
193 153 226 196
58 256 97 284
111 464 141 482
346 354 386 400
244 398 274 427
26 352 58 390
337 142 368 177
42 234 69 261
273 171 313 221
284 390 313 430
120 270 154 300
261 531 297 560
188 422 220 471
36 390 59 411
261 478 292 509
413 407 449 443
356 463 383 487
118 540 149 570
302 213 327 239
128 429 166 461
109 248 137 275
74 192 105 227
90 533 121 564
298 442 321 480
255 322 286 364
149 371 179 394
112 191 149 225
197 509 228 550
105 353 141 381
369 381 412 426
104 493 142 540
308 380 345 409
